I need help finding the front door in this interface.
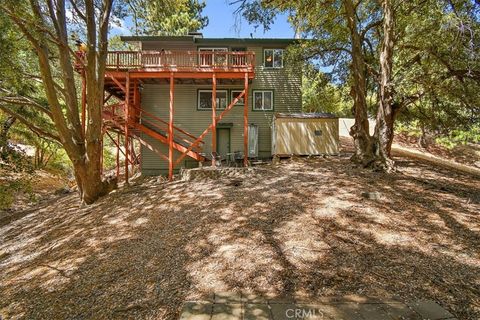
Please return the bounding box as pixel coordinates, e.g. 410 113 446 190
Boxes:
216 128 230 159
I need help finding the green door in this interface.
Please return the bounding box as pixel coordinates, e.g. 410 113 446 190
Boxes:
216 128 230 158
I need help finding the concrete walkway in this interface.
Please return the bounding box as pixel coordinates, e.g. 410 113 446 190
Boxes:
179 293 456 320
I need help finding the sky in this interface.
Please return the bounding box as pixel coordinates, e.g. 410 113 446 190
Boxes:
201 0 294 38
110 0 295 38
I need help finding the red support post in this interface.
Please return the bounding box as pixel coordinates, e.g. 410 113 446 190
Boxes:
133 79 139 121
212 73 217 166
243 73 249 166
168 72 174 181
125 72 130 184
116 132 120 178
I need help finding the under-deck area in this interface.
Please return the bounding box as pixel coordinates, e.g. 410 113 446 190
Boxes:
92 50 256 182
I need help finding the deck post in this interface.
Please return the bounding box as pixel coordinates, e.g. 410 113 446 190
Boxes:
212 73 217 166
116 132 120 178
168 72 174 181
125 72 130 184
133 79 139 121
243 72 249 166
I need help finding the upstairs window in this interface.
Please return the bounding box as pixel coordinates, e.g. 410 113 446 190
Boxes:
198 90 228 110
264 49 283 68
198 48 228 66
253 90 273 111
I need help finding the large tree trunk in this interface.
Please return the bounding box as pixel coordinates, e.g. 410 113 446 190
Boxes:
344 0 375 166
373 0 396 172
3 0 116 204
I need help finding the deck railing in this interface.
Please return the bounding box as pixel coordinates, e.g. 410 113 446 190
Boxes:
105 50 255 71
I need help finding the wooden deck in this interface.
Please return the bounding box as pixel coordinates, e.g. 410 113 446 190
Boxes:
81 49 255 182
105 50 255 73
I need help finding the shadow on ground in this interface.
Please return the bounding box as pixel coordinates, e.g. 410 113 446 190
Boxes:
0 152 479 319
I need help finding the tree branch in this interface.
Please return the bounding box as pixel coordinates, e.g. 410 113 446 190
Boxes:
0 105 60 142
69 0 87 22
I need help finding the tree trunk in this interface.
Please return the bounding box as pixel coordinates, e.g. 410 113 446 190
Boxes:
372 0 396 172
2 0 117 204
0 115 17 159
418 125 428 148
344 0 375 166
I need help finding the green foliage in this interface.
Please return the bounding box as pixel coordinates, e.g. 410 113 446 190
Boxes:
393 0 480 143
301 64 351 116
44 148 72 174
436 126 480 149
102 135 118 170
0 179 34 210
239 0 480 145
122 0 208 35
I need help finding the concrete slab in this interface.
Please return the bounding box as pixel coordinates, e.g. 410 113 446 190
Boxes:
270 303 327 320
357 303 395 320
211 303 242 320
214 292 242 303
381 302 421 320
297 304 353 320
265 295 296 304
179 302 212 320
241 292 268 303
244 303 271 320
178 294 456 320
408 300 455 320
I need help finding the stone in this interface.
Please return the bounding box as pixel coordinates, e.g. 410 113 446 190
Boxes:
361 191 383 200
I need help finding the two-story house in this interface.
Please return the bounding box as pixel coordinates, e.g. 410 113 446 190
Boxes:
99 33 302 180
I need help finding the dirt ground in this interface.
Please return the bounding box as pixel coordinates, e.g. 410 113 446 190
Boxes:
0 150 479 319
394 133 480 167
0 168 68 213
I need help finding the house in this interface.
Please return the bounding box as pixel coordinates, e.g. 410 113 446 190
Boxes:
96 33 302 181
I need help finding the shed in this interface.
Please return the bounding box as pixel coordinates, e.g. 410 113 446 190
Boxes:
272 113 339 156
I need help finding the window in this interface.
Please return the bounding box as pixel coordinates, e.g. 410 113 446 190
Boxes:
231 47 247 66
198 90 228 110
231 90 245 105
198 47 228 66
264 49 283 68
253 90 273 111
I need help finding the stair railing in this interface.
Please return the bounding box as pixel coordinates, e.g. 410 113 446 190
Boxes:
129 105 204 152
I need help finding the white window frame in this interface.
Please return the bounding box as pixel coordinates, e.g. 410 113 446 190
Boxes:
253 90 274 111
230 90 245 105
264 49 284 68
197 89 228 110
198 47 228 52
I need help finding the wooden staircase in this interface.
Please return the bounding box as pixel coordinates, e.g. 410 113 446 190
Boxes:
103 107 207 163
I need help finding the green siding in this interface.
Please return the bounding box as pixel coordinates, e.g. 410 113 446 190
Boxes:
139 43 301 175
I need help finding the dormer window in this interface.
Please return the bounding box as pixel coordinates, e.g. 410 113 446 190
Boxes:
264 49 283 68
